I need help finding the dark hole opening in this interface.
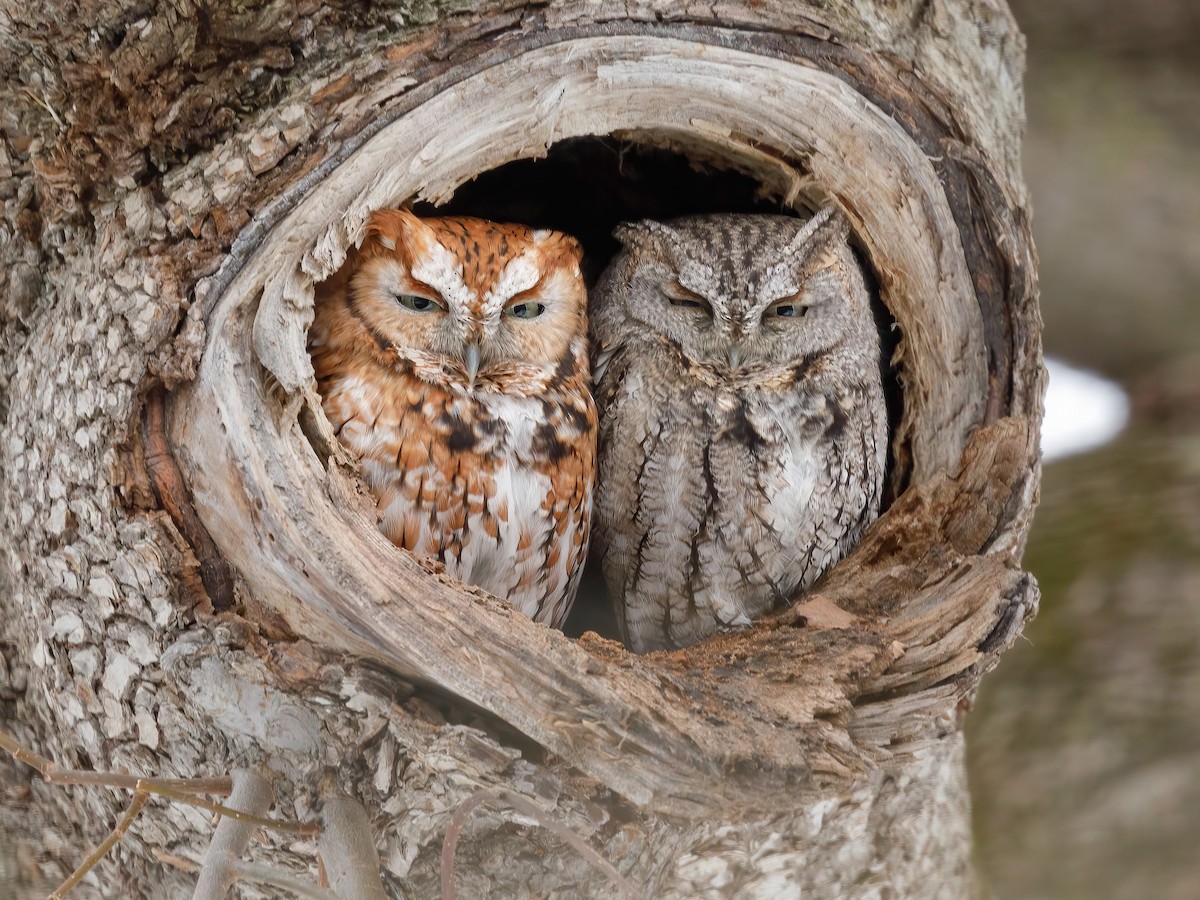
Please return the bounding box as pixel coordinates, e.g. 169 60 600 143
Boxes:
417 137 807 638
414 136 792 285
317 134 904 643
416 136 902 640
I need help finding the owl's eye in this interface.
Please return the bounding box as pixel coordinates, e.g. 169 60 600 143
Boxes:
397 293 443 312
763 299 807 319
664 282 712 315
505 301 546 319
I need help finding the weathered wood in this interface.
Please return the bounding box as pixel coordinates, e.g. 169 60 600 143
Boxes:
171 26 1038 818
0 1 1038 896
142 385 235 611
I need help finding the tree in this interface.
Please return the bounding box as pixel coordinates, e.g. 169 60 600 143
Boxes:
0 1 1040 896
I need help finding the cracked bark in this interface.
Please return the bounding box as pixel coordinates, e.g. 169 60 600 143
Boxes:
1 1 1038 897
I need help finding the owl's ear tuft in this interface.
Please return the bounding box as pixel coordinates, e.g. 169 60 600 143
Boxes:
363 208 426 256
533 228 584 266
612 220 676 253
611 223 641 247
557 233 584 266
786 205 851 262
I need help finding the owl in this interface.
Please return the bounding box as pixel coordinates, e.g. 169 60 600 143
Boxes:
589 206 887 652
309 209 597 628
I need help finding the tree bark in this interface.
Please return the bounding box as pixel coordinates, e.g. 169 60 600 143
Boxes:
0 1 1039 897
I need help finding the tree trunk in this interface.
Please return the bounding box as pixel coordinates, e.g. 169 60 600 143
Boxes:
0 1 1040 897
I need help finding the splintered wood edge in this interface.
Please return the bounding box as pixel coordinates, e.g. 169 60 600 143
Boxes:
171 32 1034 818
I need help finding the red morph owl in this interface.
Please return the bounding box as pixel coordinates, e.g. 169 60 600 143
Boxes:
310 209 597 628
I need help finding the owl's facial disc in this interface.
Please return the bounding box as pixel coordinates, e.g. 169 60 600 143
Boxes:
633 260 850 376
353 209 586 389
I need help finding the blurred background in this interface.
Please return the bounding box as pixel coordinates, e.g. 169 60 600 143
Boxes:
967 1 1200 898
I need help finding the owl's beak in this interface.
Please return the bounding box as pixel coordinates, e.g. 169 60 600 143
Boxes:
463 341 481 388
727 346 742 369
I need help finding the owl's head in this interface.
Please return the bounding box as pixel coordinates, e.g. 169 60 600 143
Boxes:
601 207 872 373
350 208 586 387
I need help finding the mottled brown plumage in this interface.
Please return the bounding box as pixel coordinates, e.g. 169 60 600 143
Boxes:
310 209 597 627
590 206 887 652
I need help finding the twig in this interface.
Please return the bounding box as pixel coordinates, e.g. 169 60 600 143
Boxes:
152 847 201 873
146 783 317 836
1 729 314 834
49 790 150 898
5 729 328 898
193 769 277 900
228 861 339 900
0 728 56 772
2 727 232 794
48 770 233 795
440 789 642 900
23 86 65 128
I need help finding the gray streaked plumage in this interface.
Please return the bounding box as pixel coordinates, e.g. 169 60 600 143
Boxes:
589 206 887 652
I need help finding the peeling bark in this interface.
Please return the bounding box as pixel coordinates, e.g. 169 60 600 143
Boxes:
1 1 1038 897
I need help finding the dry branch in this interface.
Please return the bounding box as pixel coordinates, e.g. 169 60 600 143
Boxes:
316 798 388 900
1 730 374 897
50 792 150 900
193 769 276 900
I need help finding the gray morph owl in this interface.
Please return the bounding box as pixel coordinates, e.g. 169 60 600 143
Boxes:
589 206 887 652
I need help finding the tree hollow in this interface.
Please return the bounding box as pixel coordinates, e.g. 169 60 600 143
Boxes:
171 26 1041 819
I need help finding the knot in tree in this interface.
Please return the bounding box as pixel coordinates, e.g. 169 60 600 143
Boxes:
0 2 1040 896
